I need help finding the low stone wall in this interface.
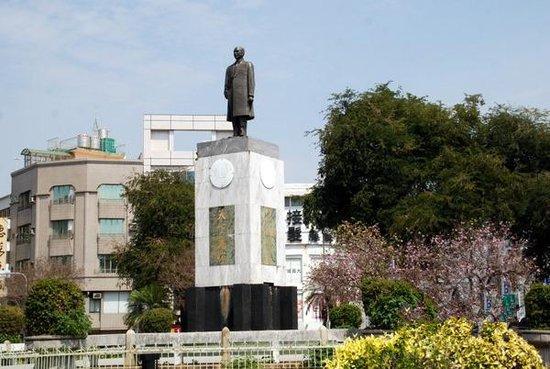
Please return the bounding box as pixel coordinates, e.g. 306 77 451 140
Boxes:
25 335 86 350
22 328 348 351
518 330 550 366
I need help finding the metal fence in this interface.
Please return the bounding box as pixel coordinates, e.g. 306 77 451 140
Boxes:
0 329 341 369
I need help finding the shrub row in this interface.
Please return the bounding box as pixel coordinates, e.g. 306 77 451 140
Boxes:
327 318 544 369
0 305 25 343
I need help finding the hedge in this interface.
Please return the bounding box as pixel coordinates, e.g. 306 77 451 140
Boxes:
0 305 25 343
361 277 436 329
139 308 173 333
525 283 550 329
327 318 544 369
329 303 362 329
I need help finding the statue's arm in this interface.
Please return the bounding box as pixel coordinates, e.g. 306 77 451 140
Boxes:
247 62 255 101
224 67 231 99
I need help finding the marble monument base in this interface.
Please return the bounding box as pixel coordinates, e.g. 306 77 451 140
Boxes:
183 283 298 332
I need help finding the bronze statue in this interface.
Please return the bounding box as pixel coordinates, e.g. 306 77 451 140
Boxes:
224 46 255 136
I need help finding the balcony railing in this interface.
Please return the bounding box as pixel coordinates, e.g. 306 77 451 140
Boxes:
51 196 75 205
50 231 74 240
15 235 31 245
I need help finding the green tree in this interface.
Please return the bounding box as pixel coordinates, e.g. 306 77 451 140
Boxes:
25 278 91 337
124 283 170 329
116 170 195 295
304 84 550 273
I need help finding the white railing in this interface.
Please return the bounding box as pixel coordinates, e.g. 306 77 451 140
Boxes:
0 328 346 369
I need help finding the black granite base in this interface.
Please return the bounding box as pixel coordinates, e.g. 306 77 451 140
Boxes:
182 283 297 332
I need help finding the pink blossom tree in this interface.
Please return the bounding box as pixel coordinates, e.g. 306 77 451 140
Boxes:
307 222 537 322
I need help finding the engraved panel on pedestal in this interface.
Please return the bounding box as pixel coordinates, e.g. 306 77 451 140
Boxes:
261 206 277 266
209 205 235 266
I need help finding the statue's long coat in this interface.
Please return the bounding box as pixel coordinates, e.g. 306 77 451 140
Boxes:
224 60 255 121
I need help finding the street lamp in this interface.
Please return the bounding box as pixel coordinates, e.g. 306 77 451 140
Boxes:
0 267 28 293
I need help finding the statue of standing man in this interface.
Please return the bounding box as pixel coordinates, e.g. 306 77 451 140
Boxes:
224 46 255 137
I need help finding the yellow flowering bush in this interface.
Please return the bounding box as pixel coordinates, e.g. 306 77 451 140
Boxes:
326 318 543 369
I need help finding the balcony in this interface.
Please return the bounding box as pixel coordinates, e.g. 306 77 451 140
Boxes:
49 234 74 256
98 199 126 219
17 207 32 225
14 242 31 261
50 201 75 221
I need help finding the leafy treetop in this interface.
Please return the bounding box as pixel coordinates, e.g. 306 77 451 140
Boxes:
304 84 550 272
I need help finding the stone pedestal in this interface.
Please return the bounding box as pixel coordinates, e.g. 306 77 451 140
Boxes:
183 137 297 331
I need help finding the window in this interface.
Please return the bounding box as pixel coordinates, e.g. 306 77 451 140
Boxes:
51 220 73 239
98 254 118 273
286 257 303 284
99 219 124 235
50 255 73 265
16 224 32 244
103 291 129 314
89 297 101 313
51 185 75 204
18 191 31 210
98 184 124 201
286 196 303 208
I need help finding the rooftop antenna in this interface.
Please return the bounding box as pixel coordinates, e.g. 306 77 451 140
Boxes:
93 113 100 132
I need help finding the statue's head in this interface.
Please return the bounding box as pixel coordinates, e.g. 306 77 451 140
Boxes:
233 46 245 59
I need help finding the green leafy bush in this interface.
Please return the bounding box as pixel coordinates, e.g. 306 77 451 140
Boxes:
138 307 173 333
329 303 362 329
305 347 334 369
0 305 25 342
226 356 268 369
327 318 544 369
25 278 91 337
525 283 550 329
361 277 436 329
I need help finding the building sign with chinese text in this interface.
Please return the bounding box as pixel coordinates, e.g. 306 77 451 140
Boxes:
209 206 235 266
261 206 277 265
0 218 7 270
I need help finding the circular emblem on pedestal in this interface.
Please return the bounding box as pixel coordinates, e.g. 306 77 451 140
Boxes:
260 161 276 189
210 158 234 189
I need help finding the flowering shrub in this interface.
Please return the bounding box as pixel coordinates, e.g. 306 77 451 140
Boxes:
326 318 544 369
308 222 537 322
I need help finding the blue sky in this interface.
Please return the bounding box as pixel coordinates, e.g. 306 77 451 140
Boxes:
0 0 549 194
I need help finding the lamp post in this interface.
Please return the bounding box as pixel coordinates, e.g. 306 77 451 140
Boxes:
0 268 28 293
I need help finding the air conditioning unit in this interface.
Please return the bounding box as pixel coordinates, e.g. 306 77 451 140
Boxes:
30 228 35 236
92 292 102 299
29 196 36 204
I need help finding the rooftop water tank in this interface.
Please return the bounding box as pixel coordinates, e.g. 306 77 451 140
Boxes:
77 134 90 148
98 128 109 139
90 136 101 150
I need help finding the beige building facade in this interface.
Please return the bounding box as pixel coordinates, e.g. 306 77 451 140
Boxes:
9 158 142 332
